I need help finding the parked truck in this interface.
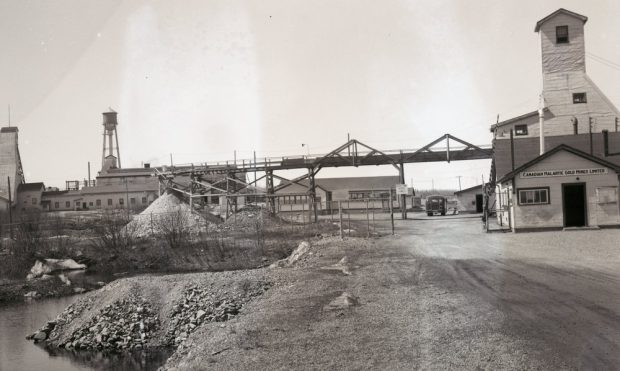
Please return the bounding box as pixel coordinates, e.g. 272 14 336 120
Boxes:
425 195 447 216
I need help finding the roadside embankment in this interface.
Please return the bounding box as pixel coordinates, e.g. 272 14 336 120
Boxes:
28 269 271 354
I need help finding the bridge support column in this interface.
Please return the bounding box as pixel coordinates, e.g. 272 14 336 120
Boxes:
266 170 275 215
399 162 407 220
308 167 318 223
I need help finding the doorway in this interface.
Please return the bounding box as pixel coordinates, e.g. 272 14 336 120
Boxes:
475 194 483 213
562 183 587 227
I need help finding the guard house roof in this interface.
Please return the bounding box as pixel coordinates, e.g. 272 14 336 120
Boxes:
534 8 588 32
498 144 620 184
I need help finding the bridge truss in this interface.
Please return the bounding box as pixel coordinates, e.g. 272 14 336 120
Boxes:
155 134 492 221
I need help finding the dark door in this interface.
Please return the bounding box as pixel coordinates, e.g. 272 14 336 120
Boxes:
475 194 483 213
562 183 586 227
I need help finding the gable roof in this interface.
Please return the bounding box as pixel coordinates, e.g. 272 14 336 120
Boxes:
454 183 486 195
493 131 620 180
498 144 620 183
534 8 588 32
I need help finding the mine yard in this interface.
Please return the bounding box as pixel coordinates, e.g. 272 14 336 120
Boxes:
3 212 619 370
3 3 620 371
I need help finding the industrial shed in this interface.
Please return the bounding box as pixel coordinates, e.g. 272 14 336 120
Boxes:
275 176 401 212
454 184 493 213
497 144 620 232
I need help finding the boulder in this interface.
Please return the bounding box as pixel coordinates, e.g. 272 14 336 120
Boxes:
24 291 39 298
29 259 86 279
286 241 310 265
33 331 47 342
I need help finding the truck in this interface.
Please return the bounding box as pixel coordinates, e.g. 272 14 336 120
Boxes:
425 195 447 216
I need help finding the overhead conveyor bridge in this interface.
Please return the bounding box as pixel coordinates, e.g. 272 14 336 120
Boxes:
155 134 492 221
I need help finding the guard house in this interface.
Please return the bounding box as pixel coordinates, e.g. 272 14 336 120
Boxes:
490 8 620 230
497 145 620 232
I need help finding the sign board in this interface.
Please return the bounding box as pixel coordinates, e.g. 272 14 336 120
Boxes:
395 184 408 195
520 168 607 179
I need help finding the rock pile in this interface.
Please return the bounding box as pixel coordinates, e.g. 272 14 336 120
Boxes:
125 192 209 237
60 295 160 351
220 206 286 230
165 282 268 348
28 297 94 343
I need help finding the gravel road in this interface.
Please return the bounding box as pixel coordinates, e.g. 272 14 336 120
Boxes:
164 214 620 370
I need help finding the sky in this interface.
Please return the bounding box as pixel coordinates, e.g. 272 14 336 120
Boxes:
1 0 620 190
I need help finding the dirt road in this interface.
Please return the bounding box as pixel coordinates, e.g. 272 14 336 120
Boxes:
164 214 620 370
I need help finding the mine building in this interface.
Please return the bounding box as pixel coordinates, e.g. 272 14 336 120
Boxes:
454 184 494 213
491 8 620 231
275 175 403 213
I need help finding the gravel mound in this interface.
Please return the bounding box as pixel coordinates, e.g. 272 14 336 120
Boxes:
165 281 269 350
125 192 211 237
220 206 288 230
28 270 270 355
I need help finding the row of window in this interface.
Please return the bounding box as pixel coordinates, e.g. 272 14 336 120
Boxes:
518 188 549 206
53 197 149 209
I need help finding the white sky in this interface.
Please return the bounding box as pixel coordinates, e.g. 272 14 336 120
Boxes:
1 0 620 190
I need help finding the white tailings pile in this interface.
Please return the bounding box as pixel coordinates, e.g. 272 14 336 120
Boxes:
125 192 209 237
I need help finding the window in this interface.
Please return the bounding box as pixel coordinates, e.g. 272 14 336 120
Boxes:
65 201 70 208
89 202 93 206
518 188 550 205
108 199 113 206
130 198 136 205
119 198 124 205
514 125 528 136
142 197 147 204
55 202 59 209
556 25 569 43
96 199 101 206
573 93 587 104
32 198 37 205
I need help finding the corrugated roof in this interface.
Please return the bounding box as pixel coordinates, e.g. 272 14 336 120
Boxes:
498 144 620 183
534 8 588 32
494 131 620 181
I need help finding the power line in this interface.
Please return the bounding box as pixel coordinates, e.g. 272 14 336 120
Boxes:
587 52 620 69
586 52 620 72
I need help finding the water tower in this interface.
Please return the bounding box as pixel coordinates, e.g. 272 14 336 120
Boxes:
101 109 121 171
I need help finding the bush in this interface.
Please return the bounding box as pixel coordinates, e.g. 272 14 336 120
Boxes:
155 210 190 249
91 211 136 251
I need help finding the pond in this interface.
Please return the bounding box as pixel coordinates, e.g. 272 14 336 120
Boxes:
0 279 172 370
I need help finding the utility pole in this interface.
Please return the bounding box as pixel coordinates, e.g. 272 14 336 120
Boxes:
7 176 13 239
456 176 462 191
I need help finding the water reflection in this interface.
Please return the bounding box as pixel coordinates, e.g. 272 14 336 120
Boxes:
0 292 172 371
43 346 174 371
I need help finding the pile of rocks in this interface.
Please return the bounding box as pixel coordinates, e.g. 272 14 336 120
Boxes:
59 295 160 351
164 282 268 347
28 296 94 343
125 192 209 237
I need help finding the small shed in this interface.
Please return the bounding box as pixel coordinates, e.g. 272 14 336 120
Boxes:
454 184 488 213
